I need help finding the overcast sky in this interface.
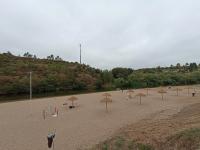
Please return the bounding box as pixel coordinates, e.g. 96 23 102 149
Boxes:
0 0 200 69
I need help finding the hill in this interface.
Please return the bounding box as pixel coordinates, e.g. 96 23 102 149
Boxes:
0 52 101 98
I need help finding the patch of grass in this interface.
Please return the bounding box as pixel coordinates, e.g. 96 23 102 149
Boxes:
128 140 135 150
114 136 125 149
93 137 154 150
102 143 109 150
180 128 200 138
137 143 154 150
163 128 200 150
169 128 200 142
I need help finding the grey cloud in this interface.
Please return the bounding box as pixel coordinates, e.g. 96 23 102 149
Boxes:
0 0 200 69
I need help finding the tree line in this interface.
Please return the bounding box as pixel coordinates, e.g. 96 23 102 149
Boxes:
0 52 200 99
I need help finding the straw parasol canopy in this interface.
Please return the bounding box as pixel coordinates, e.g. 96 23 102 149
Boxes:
158 89 167 100
102 93 112 98
68 96 78 106
126 89 134 99
100 97 112 112
127 89 134 93
135 93 146 104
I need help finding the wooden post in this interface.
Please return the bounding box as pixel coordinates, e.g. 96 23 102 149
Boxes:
43 110 46 120
106 101 108 112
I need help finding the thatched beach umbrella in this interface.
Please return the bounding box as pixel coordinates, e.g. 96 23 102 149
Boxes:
102 93 112 99
126 89 134 99
174 88 182 96
100 97 112 112
68 96 78 106
185 86 191 95
158 89 167 100
135 93 146 104
192 87 196 93
127 89 134 93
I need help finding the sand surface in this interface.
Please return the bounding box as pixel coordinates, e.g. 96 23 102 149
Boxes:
0 86 199 150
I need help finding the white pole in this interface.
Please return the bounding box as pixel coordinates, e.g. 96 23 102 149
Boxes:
30 72 32 100
80 44 82 64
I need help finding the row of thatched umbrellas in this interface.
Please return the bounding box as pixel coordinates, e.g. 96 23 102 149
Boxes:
66 87 197 112
66 91 148 112
100 92 147 112
126 89 146 104
125 87 196 102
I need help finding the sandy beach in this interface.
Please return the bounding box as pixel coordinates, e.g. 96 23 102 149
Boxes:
0 86 199 150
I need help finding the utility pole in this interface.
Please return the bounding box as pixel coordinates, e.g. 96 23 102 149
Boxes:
29 71 32 116
80 44 82 64
30 72 32 100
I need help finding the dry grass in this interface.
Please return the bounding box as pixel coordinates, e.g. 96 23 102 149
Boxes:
93 103 200 150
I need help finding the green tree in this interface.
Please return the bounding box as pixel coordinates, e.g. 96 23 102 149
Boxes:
112 67 133 79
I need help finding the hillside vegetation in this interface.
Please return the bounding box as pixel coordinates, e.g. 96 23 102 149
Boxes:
0 52 200 100
0 52 101 97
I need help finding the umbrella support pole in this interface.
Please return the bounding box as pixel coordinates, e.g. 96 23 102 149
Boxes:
106 102 108 112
